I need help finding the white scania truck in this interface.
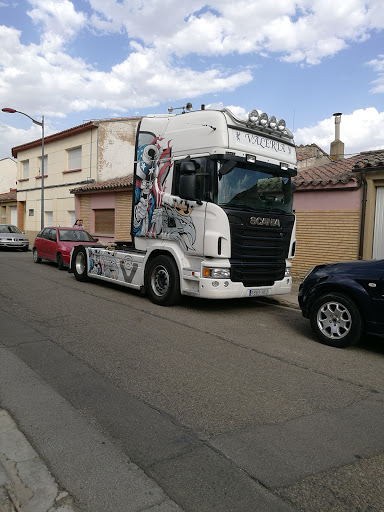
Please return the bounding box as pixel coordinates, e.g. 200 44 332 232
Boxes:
71 105 297 306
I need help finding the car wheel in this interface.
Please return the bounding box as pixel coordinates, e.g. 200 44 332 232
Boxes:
33 248 42 263
310 293 362 348
57 252 65 270
72 246 89 282
145 254 180 306
22 246 29 252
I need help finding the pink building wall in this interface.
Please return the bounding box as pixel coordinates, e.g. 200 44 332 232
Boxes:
293 189 361 211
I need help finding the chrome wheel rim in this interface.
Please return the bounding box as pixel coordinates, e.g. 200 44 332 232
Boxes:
33 249 39 262
75 252 86 274
151 264 169 297
317 301 352 339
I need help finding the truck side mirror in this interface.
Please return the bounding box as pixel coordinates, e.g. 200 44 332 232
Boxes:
179 174 197 201
180 161 197 173
179 160 202 204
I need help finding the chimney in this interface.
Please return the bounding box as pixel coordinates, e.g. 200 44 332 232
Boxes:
330 112 344 161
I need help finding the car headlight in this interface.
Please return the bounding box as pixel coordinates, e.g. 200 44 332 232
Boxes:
203 267 231 279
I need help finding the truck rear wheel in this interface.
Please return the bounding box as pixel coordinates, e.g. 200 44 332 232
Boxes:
145 254 180 306
72 246 89 282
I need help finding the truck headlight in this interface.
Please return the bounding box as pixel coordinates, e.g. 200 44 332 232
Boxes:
203 267 231 279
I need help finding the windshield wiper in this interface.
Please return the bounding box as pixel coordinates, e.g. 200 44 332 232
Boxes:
220 203 255 211
264 207 289 214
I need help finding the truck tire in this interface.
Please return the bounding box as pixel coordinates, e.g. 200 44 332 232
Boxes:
72 246 89 282
145 254 180 306
309 292 362 348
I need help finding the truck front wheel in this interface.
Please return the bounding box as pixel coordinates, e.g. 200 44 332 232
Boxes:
72 246 89 282
145 255 180 306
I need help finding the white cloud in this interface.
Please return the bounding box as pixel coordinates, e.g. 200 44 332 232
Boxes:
0 122 43 161
27 0 87 50
295 108 384 155
87 0 384 65
0 25 252 118
1 0 384 123
367 55 384 93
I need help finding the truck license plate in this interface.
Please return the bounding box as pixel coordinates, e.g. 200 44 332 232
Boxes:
249 289 269 297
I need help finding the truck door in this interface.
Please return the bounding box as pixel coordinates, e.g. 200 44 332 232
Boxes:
172 158 208 256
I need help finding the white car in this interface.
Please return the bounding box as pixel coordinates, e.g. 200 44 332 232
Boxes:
0 224 29 251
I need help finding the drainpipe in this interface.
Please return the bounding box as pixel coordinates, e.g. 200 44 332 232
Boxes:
358 168 367 260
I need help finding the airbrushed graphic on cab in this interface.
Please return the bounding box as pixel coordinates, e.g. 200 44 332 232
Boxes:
133 132 196 251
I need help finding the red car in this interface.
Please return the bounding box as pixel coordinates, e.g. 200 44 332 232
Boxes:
32 227 103 270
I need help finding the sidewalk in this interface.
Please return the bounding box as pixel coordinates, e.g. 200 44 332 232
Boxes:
0 409 78 512
276 277 300 309
261 277 301 310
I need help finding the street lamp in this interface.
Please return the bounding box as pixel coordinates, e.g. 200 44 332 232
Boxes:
2 107 45 230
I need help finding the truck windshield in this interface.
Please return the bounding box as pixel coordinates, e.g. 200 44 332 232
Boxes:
217 164 293 213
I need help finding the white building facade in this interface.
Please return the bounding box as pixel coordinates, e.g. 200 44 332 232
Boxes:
12 118 141 241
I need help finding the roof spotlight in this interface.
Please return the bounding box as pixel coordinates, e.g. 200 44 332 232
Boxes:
248 109 259 124
259 112 268 127
277 119 286 132
268 116 277 130
283 127 294 139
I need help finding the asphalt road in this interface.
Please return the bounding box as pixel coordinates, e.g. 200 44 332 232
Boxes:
1 250 384 512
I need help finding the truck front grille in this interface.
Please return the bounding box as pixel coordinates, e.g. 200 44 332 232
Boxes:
228 212 294 287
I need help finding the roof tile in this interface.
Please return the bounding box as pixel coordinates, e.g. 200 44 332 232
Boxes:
70 175 134 194
294 149 384 190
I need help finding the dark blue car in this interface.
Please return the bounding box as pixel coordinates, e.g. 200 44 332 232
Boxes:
298 259 384 348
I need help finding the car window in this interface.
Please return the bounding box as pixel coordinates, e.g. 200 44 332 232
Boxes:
0 225 22 234
58 229 95 242
48 229 57 242
39 228 51 240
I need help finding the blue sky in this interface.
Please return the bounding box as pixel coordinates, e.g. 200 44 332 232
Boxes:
1 0 384 160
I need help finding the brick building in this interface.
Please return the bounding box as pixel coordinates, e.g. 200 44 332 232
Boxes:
292 149 384 278
70 176 133 245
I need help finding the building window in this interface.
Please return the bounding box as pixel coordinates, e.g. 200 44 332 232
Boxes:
67 147 82 171
94 209 115 234
22 160 29 179
45 211 53 226
38 155 48 176
69 211 76 227
29 209 34 216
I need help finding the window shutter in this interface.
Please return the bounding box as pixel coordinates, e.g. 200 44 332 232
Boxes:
68 147 82 170
94 209 115 234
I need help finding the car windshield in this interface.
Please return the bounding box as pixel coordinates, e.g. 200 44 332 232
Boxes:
58 229 95 242
0 225 22 234
217 163 293 213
